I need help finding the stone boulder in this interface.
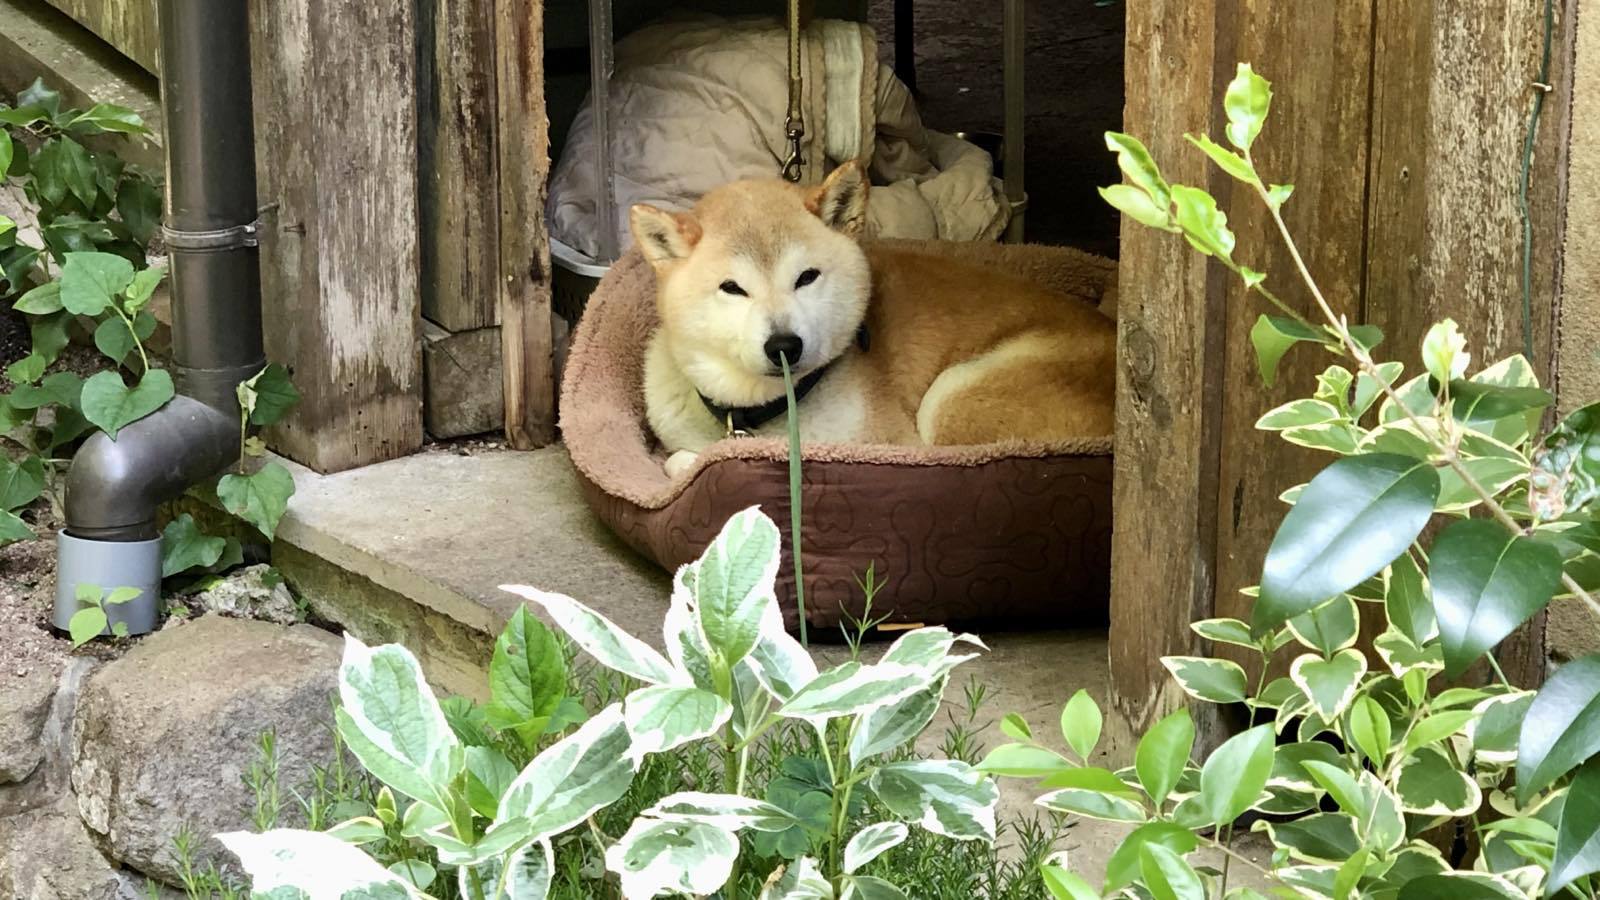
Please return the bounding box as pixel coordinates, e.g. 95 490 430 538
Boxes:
185 564 301 626
71 615 341 886
0 797 146 900
0 669 56 784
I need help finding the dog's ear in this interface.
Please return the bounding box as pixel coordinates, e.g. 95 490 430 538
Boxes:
805 160 869 235
630 204 702 265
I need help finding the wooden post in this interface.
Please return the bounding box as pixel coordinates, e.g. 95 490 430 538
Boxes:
249 0 425 472
1110 0 1569 753
495 0 557 449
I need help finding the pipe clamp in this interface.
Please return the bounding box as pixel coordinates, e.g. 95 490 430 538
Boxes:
161 219 260 252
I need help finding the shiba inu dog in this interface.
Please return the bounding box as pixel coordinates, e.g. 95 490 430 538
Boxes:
631 160 1116 478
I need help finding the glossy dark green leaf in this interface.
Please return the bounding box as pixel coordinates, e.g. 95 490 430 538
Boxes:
1255 454 1439 634
485 606 567 750
1384 553 1435 644
1519 653 1600 802
1431 519 1563 678
1250 315 1326 388
16 79 61 119
1397 873 1523 900
116 177 161 246
1450 379 1552 436
1551 756 1600 894
160 513 226 577
1199 725 1274 825
66 103 147 136
1102 822 1199 893
1258 813 1361 863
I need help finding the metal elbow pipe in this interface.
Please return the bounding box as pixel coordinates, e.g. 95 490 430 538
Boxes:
54 0 265 635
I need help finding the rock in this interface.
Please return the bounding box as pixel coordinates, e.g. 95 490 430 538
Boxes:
186 564 302 626
0 797 145 900
71 615 340 886
0 670 56 784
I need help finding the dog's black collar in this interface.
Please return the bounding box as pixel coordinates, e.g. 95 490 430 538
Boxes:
700 326 870 435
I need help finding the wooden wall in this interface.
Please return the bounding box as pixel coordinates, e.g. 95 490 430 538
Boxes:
41 0 157 73
1109 0 1575 752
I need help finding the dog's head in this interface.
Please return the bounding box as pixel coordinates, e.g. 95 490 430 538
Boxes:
630 161 871 406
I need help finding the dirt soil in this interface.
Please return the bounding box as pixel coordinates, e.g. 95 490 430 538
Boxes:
867 0 1125 257
1 513 79 682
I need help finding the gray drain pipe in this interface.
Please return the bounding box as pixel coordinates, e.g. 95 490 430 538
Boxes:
53 0 265 635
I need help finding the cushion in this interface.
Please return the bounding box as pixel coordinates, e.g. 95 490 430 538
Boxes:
559 238 1117 632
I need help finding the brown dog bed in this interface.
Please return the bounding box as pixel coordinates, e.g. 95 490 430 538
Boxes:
560 238 1116 632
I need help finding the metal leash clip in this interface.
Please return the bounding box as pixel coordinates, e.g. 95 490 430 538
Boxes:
781 117 806 183
725 412 751 439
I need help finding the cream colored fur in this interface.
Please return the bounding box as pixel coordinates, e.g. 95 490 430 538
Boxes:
631 162 1116 478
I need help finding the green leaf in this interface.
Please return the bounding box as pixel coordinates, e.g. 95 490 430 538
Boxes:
1255 453 1439 634
760 856 831 900
1061 689 1102 760
13 281 62 314
1393 746 1481 816
974 743 1071 777
1402 710 1477 755
1397 873 1524 900
1431 519 1563 678
1257 813 1361 864
1036 766 1140 794
647 792 803 833
1289 649 1366 720
462 745 517 819
691 506 782 669
484 606 566 748
1169 185 1235 261
506 586 677 685
80 369 173 438
17 79 62 119
29 311 70 368
1104 132 1171 209
0 454 44 510
1102 823 1199 893
848 677 944 766
623 684 732 758
1135 708 1194 808
1250 315 1325 388
1098 184 1173 230
66 103 148 135
1186 132 1258 183
1190 617 1258 648
868 760 998 841
1518 653 1600 802
217 462 296 539
1264 183 1295 209
1256 399 1342 431
498 703 636 840
0 129 10 180
240 363 301 426
1421 318 1470 384
0 509 32 544
10 371 83 410
777 661 928 720
1385 553 1436 644
1551 756 1600 894
1348 695 1391 766
93 312 156 368
842 822 908 874
1353 361 1405 418
999 712 1032 741
117 177 161 246
1036 787 1146 823
1533 402 1600 520
1160 656 1247 704
1139 843 1205 900
1286 595 1358 654
5 353 45 385
1040 865 1099 900
68 605 107 647
159 514 226 577
1467 690 1535 765
60 251 134 316
124 266 166 312
1199 725 1274 826
1223 63 1273 151
336 636 460 803
325 816 386 845
1450 379 1552 434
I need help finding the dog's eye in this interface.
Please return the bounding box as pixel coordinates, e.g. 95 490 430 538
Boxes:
795 268 821 288
719 280 747 296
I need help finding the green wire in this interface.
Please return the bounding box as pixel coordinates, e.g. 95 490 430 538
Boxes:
781 355 808 647
1519 0 1556 363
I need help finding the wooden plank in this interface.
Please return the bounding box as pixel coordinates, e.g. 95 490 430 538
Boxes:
1208 4 1377 685
1365 0 1567 685
417 0 502 332
422 320 503 439
1106 0 1232 758
495 0 557 449
249 0 424 473
40 0 158 74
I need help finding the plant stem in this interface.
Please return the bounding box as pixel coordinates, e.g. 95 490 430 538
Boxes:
113 305 150 374
1216 821 1234 898
1242 155 1600 623
724 733 745 895
1485 652 1512 689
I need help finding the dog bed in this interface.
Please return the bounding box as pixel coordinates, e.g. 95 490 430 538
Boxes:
560 238 1117 632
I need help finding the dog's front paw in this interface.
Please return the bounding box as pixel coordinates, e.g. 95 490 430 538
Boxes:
665 450 699 479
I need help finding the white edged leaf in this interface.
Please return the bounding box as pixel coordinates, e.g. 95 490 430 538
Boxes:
685 506 783 669
645 792 801 833
840 875 909 900
849 677 947 767
500 585 678 686
496 702 636 841
605 818 739 900
1160 656 1248 704
777 661 930 721
336 636 460 803
1190 618 1258 648
1288 649 1366 720
759 856 833 900
867 760 998 841
623 684 731 760
843 822 909 874
1036 788 1146 823
217 829 421 899
1394 746 1482 817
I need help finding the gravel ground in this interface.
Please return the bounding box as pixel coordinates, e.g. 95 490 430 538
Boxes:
868 0 1125 257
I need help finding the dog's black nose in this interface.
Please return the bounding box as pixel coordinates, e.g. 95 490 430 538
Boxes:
764 333 804 367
